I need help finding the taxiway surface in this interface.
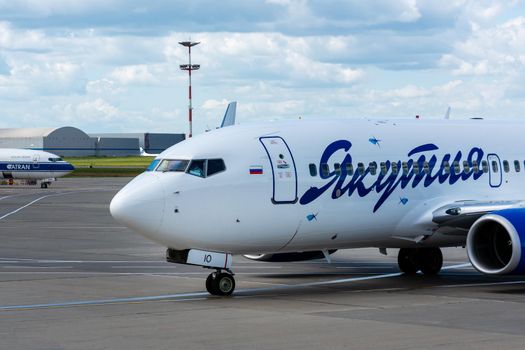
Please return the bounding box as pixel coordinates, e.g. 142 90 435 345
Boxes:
1 178 525 349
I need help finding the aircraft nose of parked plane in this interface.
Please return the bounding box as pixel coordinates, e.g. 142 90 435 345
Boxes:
65 162 75 174
110 173 166 238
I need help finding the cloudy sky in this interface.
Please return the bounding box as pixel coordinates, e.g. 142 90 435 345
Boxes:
0 0 524 134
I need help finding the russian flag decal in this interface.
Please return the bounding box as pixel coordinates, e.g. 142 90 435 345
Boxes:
249 165 263 175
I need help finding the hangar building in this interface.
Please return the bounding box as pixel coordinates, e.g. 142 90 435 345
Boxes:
89 133 185 154
0 127 185 157
0 127 95 157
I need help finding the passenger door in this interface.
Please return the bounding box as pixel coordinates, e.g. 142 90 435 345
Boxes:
32 154 40 169
259 136 298 204
487 154 502 188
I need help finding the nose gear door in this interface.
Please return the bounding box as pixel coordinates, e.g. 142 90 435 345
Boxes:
259 136 298 204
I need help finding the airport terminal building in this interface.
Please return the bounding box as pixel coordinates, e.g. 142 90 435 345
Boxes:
0 127 185 157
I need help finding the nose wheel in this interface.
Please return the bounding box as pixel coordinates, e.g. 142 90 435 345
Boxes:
206 271 236 296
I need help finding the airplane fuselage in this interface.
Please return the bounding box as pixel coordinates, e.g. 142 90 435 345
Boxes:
0 149 74 181
111 119 524 254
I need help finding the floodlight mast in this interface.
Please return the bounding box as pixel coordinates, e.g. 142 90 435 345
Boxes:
179 41 200 138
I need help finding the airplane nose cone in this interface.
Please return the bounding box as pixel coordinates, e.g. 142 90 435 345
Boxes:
110 173 166 236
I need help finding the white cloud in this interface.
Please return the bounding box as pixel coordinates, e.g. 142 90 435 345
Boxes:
202 99 229 110
0 0 525 134
110 65 158 85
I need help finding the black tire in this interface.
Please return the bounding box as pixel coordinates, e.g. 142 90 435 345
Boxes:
419 248 443 275
214 273 235 296
398 248 420 274
41 183 48 189
206 272 218 295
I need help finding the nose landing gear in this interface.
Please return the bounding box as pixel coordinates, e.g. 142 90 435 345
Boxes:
165 248 236 296
398 247 443 275
206 270 236 296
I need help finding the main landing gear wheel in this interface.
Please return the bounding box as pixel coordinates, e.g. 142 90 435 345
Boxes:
419 247 443 275
40 182 48 189
397 248 443 275
206 271 235 296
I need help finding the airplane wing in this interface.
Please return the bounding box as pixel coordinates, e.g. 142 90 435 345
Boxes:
432 200 525 230
220 101 237 128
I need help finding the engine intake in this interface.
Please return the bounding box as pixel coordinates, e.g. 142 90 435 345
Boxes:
467 209 525 275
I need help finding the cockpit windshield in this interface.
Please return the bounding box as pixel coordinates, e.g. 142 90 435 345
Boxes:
48 157 63 162
186 159 226 178
156 159 190 172
150 158 226 177
146 159 160 171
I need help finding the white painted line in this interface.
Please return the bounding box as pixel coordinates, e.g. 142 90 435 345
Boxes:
0 192 75 221
111 266 176 269
0 263 472 311
442 263 471 270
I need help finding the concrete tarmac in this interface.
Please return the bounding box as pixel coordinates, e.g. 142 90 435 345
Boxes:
1 178 525 349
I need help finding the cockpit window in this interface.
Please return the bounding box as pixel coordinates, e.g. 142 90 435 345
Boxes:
207 159 226 176
187 160 206 177
156 159 189 172
146 159 161 171
48 157 63 162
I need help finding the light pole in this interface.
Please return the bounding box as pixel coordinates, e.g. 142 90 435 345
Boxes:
179 41 200 138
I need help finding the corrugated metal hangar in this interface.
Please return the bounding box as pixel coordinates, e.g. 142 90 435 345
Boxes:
0 127 185 157
89 133 186 154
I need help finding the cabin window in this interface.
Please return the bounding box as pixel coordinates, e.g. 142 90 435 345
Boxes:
345 163 354 175
423 161 430 174
157 159 189 172
463 161 470 174
491 160 499 173
369 162 377 176
503 160 510 173
309 164 317 177
207 159 226 177
515 160 521 173
187 160 206 177
334 163 342 175
412 162 420 174
472 160 479 173
482 160 489 173
443 161 451 174
321 163 330 177
391 162 399 175
357 163 365 175
402 162 409 175
380 162 387 175
453 161 460 175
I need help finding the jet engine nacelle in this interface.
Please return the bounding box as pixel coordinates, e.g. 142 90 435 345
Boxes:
243 250 336 262
467 209 525 275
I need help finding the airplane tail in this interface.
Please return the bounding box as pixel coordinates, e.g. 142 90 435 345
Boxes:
444 106 451 120
220 102 237 128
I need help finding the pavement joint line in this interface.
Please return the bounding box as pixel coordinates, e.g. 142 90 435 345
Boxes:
0 263 471 311
437 280 525 288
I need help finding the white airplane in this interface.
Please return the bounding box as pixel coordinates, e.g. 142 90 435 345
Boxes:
0 148 75 188
110 117 525 296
